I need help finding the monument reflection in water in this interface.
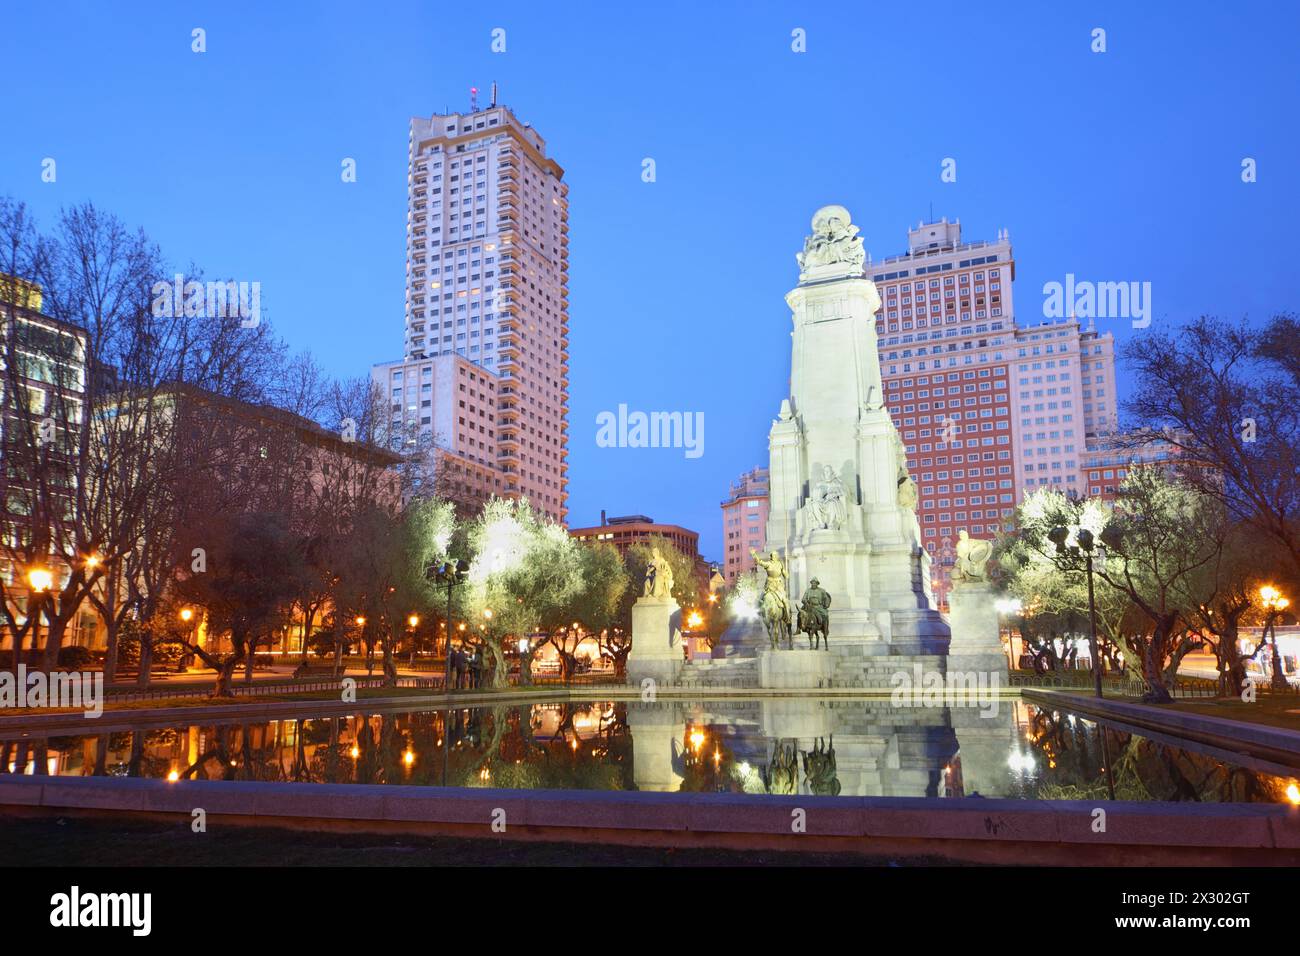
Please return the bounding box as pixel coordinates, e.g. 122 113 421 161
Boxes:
2 699 1292 804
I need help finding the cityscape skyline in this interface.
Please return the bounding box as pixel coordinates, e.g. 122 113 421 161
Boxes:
3 2 1298 560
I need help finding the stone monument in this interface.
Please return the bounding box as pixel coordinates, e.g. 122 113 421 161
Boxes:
946 531 1007 679
762 205 950 676
626 547 684 685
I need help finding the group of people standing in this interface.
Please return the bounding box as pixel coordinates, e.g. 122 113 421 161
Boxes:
448 646 484 689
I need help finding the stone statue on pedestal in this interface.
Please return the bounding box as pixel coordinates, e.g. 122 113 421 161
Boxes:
751 548 792 650
809 465 846 530
795 204 865 274
797 578 832 650
893 431 918 509
953 530 994 583
643 546 675 598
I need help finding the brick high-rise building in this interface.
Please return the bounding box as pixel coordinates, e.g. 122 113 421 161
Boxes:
869 218 1118 608
720 466 769 586
396 93 570 523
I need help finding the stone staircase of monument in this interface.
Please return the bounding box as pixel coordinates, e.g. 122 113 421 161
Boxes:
678 657 760 688
831 654 949 690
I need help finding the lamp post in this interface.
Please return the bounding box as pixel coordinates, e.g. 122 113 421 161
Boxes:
429 559 470 692
407 614 420 668
1049 525 1104 698
1260 585 1291 691
27 567 52 666
178 607 195 673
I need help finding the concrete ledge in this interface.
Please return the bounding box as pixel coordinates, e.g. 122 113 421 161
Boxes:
1 775 1296 865
1023 689 1300 767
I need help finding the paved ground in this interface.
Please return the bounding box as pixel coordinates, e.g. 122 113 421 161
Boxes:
0 813 955 867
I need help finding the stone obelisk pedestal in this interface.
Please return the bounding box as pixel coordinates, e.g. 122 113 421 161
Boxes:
946 581 1009 681
626 701 685 792
626 595 683 687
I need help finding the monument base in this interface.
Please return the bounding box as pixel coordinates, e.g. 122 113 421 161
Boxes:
626 596 683 686
947 581 1009 681
759 649 836 689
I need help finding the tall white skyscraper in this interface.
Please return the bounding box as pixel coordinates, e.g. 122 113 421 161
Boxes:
395 95 570 522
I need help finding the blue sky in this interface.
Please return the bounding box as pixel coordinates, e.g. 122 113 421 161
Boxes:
3 1 1298 559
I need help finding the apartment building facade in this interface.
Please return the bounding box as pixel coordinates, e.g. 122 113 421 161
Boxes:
720 466 769 586
372 353 503 511
870 218 1117 607
401 96 569 523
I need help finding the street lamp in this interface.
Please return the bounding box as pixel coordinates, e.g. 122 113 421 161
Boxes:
428 559 470 691
178 607 196 673
1049 525 1105 698
407 614 420 667
1260 585 1291 691
26 567 52 664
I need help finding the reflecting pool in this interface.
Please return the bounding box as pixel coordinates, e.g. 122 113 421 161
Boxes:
2 698 1295 803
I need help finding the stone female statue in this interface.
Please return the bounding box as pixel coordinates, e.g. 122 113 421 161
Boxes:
643 546 675 599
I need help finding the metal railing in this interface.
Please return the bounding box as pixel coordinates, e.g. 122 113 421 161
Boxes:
1008 670 1220 698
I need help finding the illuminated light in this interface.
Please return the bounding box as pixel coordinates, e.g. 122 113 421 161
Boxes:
26 568 52 593
689 729 705 751
408 614 420 628
179 607 194 623
1287 783 1300 806
403 749 415 767
350 745 360 759
84 554 101 570
483 608 493 620
167 770 180 782
355 616 366 627
687 611 704 629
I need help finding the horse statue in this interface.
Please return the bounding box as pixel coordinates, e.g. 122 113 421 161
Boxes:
751 549 793 650
801 736 841 796
761 739 800 795
796 578 832 651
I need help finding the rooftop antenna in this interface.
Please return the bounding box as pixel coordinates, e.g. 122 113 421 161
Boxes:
470 86 479 112
490 81 498 107
928 201 934 223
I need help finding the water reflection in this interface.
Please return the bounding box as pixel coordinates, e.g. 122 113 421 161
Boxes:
1 698 1294 804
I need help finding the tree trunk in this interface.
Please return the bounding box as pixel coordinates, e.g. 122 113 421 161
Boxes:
214 635 247 698
9 626 25 672
381 633 398 687
41 614 68 672
1141 626 1175 704
103 618 120 684
136 637 153 689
